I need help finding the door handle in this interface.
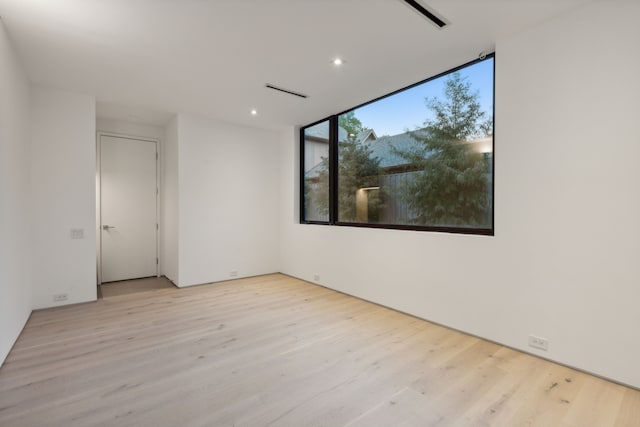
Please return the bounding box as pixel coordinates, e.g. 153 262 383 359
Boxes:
102 225 116 230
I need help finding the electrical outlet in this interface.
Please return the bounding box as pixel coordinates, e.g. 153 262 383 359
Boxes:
53 293 68 302
230 270 238 277
313 274 320 282
529 335 549 351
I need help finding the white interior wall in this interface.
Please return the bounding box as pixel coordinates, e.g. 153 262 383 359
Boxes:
0 19 32 366
162 116 179 283
176 114 280 286
279 1 640 388
31 86 97 309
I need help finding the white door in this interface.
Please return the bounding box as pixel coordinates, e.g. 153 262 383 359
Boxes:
100 134 158 283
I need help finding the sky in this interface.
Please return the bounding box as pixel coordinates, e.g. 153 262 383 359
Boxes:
349 57 494 137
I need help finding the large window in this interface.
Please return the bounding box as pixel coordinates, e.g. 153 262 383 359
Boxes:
301 55 494 235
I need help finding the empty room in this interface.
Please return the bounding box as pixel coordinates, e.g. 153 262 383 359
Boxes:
1 0 639 426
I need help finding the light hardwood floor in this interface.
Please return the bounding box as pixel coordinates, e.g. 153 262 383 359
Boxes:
1 274 638 426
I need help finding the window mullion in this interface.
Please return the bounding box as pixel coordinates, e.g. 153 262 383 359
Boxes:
329 116 339 225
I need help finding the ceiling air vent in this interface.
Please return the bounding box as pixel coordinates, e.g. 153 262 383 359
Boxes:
265 84 308 99
402 0 448 29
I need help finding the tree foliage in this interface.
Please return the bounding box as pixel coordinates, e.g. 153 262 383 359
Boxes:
337 112 382 222
309 112 383 222
395 72 492 227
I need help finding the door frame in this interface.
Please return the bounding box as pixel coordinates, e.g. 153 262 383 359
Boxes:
96 132 161 285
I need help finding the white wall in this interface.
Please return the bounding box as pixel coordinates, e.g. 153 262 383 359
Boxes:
162 116 179 283
176 114 280 286
0 19 32 366
279 1 640 388
31 86 97 309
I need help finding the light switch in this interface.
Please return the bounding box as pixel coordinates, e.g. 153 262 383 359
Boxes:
70 228 84 239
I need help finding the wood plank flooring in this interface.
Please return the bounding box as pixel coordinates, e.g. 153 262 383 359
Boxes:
0 273 638 426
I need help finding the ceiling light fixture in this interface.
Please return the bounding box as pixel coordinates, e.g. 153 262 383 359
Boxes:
251 109 257 116
333 58 344 66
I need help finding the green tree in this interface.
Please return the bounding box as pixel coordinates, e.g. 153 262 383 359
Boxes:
395 72 492 227
310 112 383 222
339 111 365 138
337 113 382 222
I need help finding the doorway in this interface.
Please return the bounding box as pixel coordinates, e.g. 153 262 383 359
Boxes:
97 133 159 284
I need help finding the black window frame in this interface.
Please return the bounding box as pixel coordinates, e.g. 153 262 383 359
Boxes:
300 54 495 236
299 117 336 225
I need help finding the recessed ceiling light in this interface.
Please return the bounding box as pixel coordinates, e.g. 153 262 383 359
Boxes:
251 109 257 116
333 58 344 66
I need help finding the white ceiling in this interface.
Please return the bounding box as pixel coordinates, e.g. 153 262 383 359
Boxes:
0 0 592 129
